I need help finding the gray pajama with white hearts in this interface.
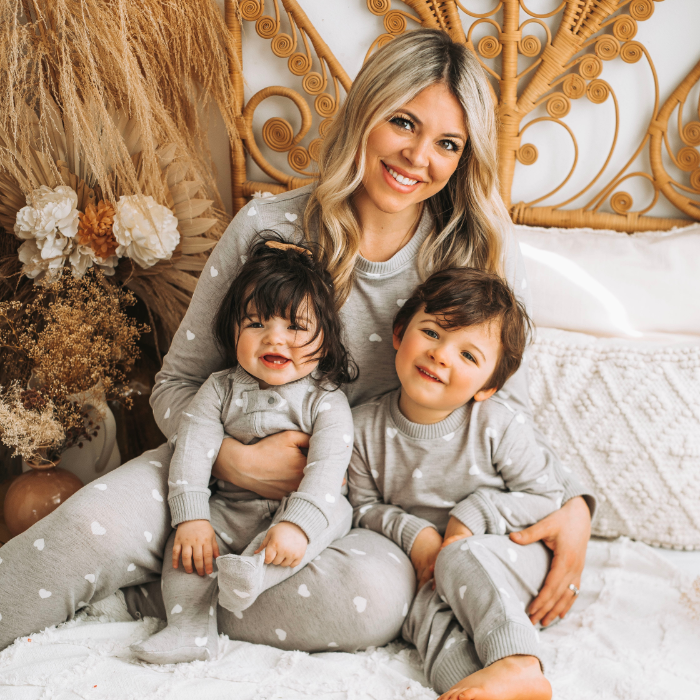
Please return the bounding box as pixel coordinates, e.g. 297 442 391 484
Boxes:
0 186 595 676
130 366 354 662
348 389 563 686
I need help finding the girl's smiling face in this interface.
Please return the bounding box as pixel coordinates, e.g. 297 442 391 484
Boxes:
236 301 323 388
355 82 468 215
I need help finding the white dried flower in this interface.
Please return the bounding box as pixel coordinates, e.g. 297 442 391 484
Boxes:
252 191 275 199
17 239 65 282
112 195 180 268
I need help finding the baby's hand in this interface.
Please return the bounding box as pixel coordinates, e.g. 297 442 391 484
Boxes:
173 519 220 576
255 522 308 567
410 527 443 590
442 516 474 550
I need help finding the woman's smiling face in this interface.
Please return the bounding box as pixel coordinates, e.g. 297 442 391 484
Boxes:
358 82 467 214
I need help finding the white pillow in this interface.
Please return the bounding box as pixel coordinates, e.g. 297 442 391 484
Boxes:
529 327 700 550
514 223 700 339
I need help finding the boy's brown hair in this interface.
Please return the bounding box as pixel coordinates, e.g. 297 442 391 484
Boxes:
393 267 532 392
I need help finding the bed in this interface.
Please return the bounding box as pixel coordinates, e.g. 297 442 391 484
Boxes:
2 1 700 697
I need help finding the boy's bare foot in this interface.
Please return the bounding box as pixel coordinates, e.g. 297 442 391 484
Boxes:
437 655 551 700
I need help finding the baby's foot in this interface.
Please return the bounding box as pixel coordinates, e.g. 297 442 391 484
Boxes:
130 624 217 664
438 655 551 700
217 551 266 614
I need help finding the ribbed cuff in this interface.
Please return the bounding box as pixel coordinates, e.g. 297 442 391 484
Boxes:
281 496 328 542
169 491 211 527
450 495 490 536
562 480 597 521
401 516 438 556
478 621 543 671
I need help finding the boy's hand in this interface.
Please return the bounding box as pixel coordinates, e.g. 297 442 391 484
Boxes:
442 516 474 550
255 522 308 567
173 520 220 576
410 527 443 589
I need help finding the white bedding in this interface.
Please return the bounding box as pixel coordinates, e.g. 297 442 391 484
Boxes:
1 537 699 699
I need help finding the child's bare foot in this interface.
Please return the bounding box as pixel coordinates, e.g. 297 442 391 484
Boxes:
438 655 551 700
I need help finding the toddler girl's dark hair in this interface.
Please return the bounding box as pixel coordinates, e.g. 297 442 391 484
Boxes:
214 234 357 390
393 267 532 392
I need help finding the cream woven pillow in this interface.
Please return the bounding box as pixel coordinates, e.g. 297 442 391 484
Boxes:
528 328 700 550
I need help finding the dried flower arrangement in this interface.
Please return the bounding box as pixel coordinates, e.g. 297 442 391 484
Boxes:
0 0 241 344
0 270 148 463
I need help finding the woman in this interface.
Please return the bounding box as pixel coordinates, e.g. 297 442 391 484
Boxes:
0 29 593 699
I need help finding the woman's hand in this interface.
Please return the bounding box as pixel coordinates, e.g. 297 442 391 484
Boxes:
212 432 310 500
255 522 308 567
509 495 591 626
410 527 443 590
173 520 220 576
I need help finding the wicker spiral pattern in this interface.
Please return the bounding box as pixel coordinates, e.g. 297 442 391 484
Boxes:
613 16 638 42
519 35 541 58
629 0 654 22
516 143 538 165
271 33 295 57
678 147 700 172
595 36 620 61
255 15 278 40
288 145 311 172
302 72 325 95
547 94 571 118
579 55 603 80
318 118 334 137
610 191 633 214
308 138 323 162
690 169 700 193
586 79 610 105
682 122 700 147
384 11 407 35
288 52 312 76
315 94 336 118
478 35 502 59
262 117 295 152
621 41 644 64
563 74 586 100
367 0 391 15
240 0 263 21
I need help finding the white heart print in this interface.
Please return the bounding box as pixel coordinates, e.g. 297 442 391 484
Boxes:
144 531 153 542
233 610 243 619
240 255 248 264
84 574 96 583
235 398 244 407
386 427 397 438
343 434 351 443
210 266 218 277
351 549 366 556
522 278 527 289
511 492 525 498
186 330 195 341
171 604 183 614
353 596 367 613
91 521 106 536
234 590 251 598
152 490 163 502
327 642 338 648
209 606 214 616
516 414 525 424
164 408 171 419
298 584 311 597
247 207 257 217
325 493 335 503
396 299 407 307
412 468 423 479
507 548 518 562
195 637 208 647
276 628 287 640
39 589 52 599
207 449 216 459
149 461 162 468
498 587 511 599
33 538 45 551
127 563 136 572
359 504 373 514
284 212 298 222
94 484 107 491
388 552 401 563
499 518 506 533
536 474 549 484
503 458 512 466
319 402 331 412
445 637 455 650
469 464 480 475
442 432 455 442
371 469 379 479
459 585 467 599
485 427 497 438
220 532 233 545
175 480 188 485
460 542 470 551
369 333 382 342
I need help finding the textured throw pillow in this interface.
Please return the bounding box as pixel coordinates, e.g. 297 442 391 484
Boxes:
529 328 700 550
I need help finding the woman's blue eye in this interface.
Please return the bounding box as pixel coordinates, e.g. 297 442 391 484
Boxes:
439 139 459 152
422 328 439 339
390 116 413 131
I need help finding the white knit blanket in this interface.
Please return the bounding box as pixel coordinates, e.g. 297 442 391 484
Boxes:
1 538 698 699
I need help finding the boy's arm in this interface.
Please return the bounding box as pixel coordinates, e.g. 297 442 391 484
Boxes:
449 414 564 536
168 374 227 527
347 446 436 557
279 392 354 543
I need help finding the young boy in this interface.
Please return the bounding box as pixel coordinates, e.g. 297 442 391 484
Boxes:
348 267 562 700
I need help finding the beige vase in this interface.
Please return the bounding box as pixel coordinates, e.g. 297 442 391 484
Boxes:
4 458 83 537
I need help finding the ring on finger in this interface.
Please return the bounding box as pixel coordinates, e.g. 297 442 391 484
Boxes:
568 583 580 596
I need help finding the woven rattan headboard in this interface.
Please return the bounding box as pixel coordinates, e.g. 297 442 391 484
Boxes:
225 0 700 232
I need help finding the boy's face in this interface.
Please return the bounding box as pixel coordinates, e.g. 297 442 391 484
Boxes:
393 306 500 423
236 301 322 388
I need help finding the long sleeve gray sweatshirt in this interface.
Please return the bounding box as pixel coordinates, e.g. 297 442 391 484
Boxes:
348 389 564 555
167 366 354 542
150 185 596 517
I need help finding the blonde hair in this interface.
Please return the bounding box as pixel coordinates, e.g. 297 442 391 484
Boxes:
304 29 512 306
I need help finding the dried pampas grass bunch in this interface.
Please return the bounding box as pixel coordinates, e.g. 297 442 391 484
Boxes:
0 0 241 343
